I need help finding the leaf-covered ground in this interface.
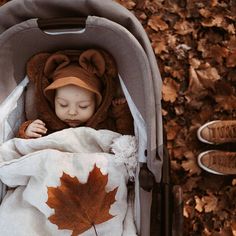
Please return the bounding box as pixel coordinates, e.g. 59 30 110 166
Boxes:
115 0 235 235
1 0 236 235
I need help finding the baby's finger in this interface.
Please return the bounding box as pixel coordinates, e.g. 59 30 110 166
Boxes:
34 119 46 126
34 124 47 133
31 127 47 134
28 131 42 138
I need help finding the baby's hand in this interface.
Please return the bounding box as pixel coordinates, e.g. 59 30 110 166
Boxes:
112 97 127 106
25 119 47 138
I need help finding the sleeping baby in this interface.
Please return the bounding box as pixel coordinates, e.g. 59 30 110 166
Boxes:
18 49 134 138
0 48 137 236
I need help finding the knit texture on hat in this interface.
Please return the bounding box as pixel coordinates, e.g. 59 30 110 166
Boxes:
44 49 105 106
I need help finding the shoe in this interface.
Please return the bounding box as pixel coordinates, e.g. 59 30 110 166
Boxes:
197 120 236 144
198 150 236 175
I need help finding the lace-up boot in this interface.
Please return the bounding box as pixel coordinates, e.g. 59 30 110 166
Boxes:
197 120 236 144
198 150 236 175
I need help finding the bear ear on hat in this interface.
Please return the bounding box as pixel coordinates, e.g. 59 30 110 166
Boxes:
44 53 71 79
26 53 51 83
79 49 106 77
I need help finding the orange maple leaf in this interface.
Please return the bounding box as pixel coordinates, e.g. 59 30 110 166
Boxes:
46 165 118 236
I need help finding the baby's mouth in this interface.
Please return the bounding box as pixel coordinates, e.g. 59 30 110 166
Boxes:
64 119 82 127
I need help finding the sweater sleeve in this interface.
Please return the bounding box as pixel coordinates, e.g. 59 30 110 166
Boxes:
17 120 34 139
111 101 134 135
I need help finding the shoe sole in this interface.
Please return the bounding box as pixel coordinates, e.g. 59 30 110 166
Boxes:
197 150 224 175
197 120 221 145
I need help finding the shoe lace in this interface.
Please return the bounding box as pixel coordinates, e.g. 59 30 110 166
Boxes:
211 153 236 168
209 125 236 140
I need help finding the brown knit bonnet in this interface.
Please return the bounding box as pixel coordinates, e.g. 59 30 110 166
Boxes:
43 49 106 106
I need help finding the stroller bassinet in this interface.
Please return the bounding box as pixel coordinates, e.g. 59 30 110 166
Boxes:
0 0 171 235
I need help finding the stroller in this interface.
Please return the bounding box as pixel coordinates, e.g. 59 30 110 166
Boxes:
0 0 183 235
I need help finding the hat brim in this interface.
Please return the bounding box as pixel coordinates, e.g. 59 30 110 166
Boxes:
44 77 102 106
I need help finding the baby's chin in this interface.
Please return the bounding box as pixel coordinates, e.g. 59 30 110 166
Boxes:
68 123 79 127
64 120 82 127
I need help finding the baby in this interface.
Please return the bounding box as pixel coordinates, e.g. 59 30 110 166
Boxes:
18 49 133 138
26 85 97 138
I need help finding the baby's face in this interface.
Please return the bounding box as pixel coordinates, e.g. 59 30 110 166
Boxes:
55 85 96 127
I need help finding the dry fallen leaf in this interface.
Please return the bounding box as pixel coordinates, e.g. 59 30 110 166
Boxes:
47 166 118 236
164 119 181 141
201 15 225 28
148 15 169 31
162 77 180 103
195 66 221 89
191 103 214 125
150 33 169 54
199 8 211 18
185 66 205 97
194 195 204 213
226 24 235 34
183 177 201 192
183 196 196 219
183 205 192 218
198 39 229 64
172 146 186 160
173 20 194 35
185 63 221 104
226 50 236 67
182 151 201 176
232 221 236 236
215 95 236 111
202 194 218 213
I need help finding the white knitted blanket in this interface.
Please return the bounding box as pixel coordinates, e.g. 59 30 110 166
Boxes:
0 127 137 236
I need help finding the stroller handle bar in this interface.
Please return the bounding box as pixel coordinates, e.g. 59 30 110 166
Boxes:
38 17 87 30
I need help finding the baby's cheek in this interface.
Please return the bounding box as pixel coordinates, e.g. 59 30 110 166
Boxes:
55 107 66 120
80 109 93 121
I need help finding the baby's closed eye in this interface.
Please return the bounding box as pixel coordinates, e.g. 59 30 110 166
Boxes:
79 105 89 109
78 102 92 109
59 103 68 108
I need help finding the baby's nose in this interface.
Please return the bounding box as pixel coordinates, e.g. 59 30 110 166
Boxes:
68 106 78 115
